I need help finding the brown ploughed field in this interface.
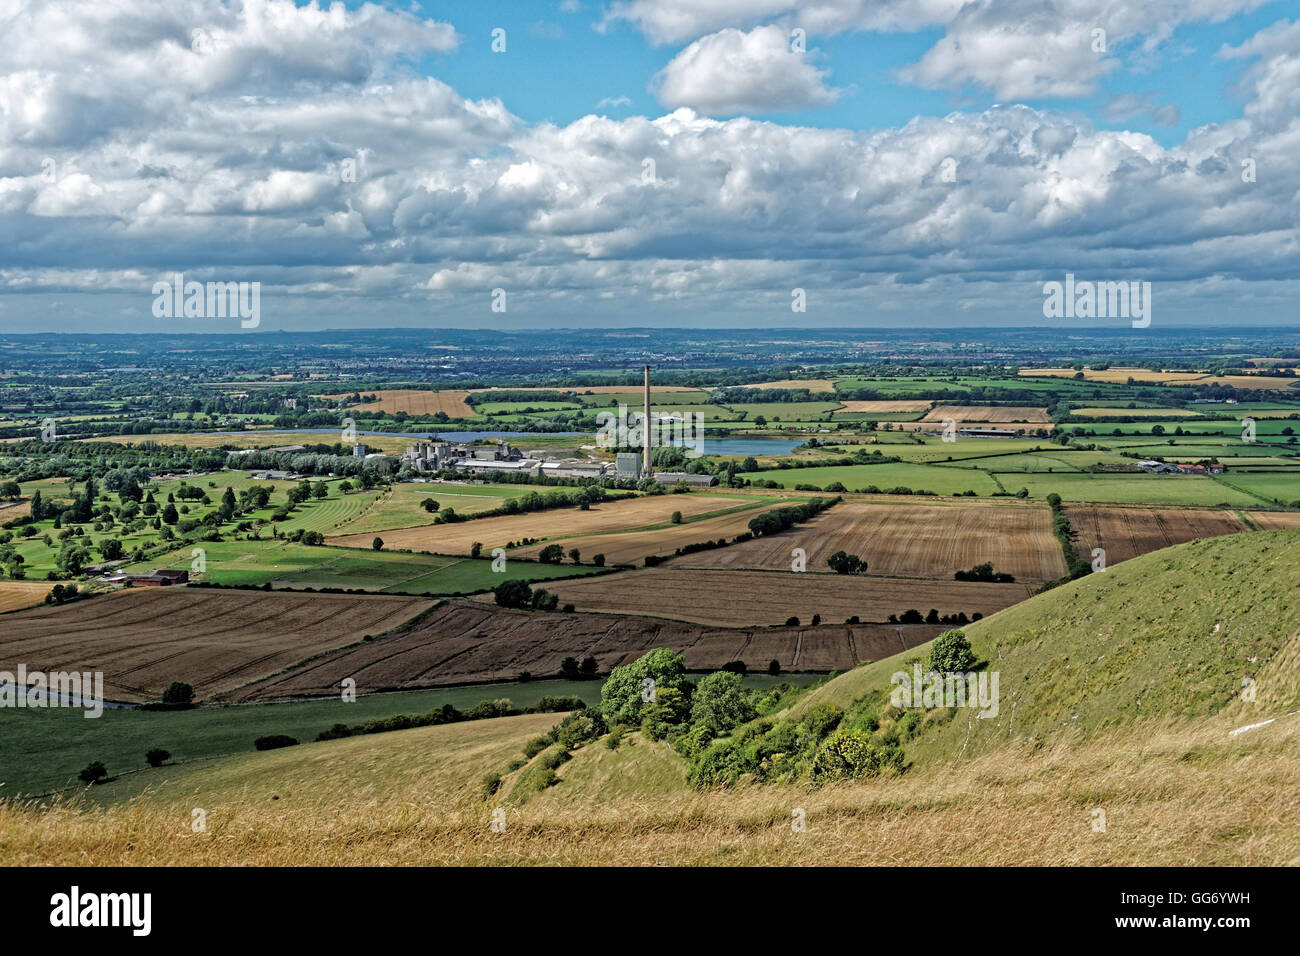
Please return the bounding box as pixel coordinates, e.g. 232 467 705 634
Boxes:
1065 505 1251 565
536 568 1033 627
668 500 1066 582
0 588 434 701
226 601 942 700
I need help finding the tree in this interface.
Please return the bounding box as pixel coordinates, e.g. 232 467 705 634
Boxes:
312 481 328 499
928 629 976 673
372 536 384 551
161 502 179 525
0 480 19 499
560 656 581 679
421 498 439 513
690 671 756 734
470 541 482 558
29 489 44 521
78 761 108 785
670 510 682 524
592 553 605 567
145 749 170 768
599 648 691 726
162 681 195 706
568 548 581 565
538 543 564 564
826 550 867 575
579 656 598 678
768 659 781 676
493 579 533 609
98 538 124 561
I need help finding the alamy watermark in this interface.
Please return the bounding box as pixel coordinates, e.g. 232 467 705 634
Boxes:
596 403 705 459
152 273 260 328
0 666 104 718
890 663 999 718
1042 274 1151 328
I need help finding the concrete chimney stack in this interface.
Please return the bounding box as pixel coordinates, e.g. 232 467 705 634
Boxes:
643 364 652 475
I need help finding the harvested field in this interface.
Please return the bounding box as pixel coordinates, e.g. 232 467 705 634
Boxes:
322 389 477 418
226 601 942 700
1247 511 1300 531
469 385 701 395
1065 506 1250 565
537 568 1034 627
669 500 1066 582
1071 407 1201 417
835 400 932 414
0 581 59 614
326 494 751 556
0 498 31 521
921 405 1050 423
0 588 434 701
509 501 779 565
739 379 837 392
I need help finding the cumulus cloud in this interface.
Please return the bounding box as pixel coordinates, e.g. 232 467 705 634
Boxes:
653 25 841 114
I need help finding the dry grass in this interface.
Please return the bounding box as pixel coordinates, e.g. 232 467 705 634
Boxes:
541 568 1035 627
326 494 751 556
2 716 1294 865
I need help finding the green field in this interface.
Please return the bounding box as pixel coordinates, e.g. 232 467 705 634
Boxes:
741 462 1002 495
330 482 535 535
1213 472 1300 505
124 539 611 594
994 473 1264 505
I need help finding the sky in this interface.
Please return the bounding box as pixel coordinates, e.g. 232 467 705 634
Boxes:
1 0 1298 333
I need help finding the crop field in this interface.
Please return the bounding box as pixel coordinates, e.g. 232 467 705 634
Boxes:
743 462 1002 496
538 567 1037 627
84 431 415 454
987 473 1264 506
507 500 782 565
0 581 61 614
325 493 748 555
329 482 534 535
1022 368 1300 390
921 405 1051 423
226 601 943 700
741 379 837 391
1245 511 1300 530
834 400 932 415
127 539 601 595
722 401 841 419
1071 407 1201 417
0 588 434 701
323 389 478 418
670 499 1065 582
1065 506 1252 566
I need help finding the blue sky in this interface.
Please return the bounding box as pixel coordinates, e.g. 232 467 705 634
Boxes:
1 0 1298 331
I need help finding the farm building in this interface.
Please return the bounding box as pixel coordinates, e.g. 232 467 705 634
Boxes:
102 568 190 587
957 427 1020 438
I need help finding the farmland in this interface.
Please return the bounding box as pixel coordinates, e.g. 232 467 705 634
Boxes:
539 567 1037 627
921 405 1051 423
1064 506 1252 566
225 600 942 700
323 389 478 418
0 580 61 613
0 588 434 701
670 499 1065 581
742 462 1003 496
325 493 756 555
329 482 536 535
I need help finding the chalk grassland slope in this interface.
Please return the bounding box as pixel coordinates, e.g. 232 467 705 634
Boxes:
7 708 1295 865
537 568 1035 627
326 494 758 556
506 502 780 566
0 589 434 701
670 500 1067 582
799 530 1300 759
921 405 1051 423
318 389 478 418
225 601 942 700
1066 506 1251 565
0 581 60 614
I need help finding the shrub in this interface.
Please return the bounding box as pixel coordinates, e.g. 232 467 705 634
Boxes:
145 749 170 768
768 659 781 676
928 629 976 673
523 735 551 759
161 681 194 706
78 761 108 784
785 616 799 627
254 735 299 751
690 671 756 735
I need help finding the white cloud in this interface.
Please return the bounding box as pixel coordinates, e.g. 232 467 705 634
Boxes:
653 25 840 114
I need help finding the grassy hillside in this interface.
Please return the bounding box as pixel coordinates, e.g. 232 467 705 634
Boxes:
795 529 1300 762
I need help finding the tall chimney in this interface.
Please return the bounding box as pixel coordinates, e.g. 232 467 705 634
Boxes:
643 363 652 475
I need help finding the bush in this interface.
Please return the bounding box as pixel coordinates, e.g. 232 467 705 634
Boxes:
523 735 551 759
161 681 194 706
254 735 299 751
768 659 781 676
784 616 799 627
493 579 533 608
78 761 108 784
538 543 564 564
145 748 170 768
372 536 384 551
928 629 976 673
690 671 756 735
